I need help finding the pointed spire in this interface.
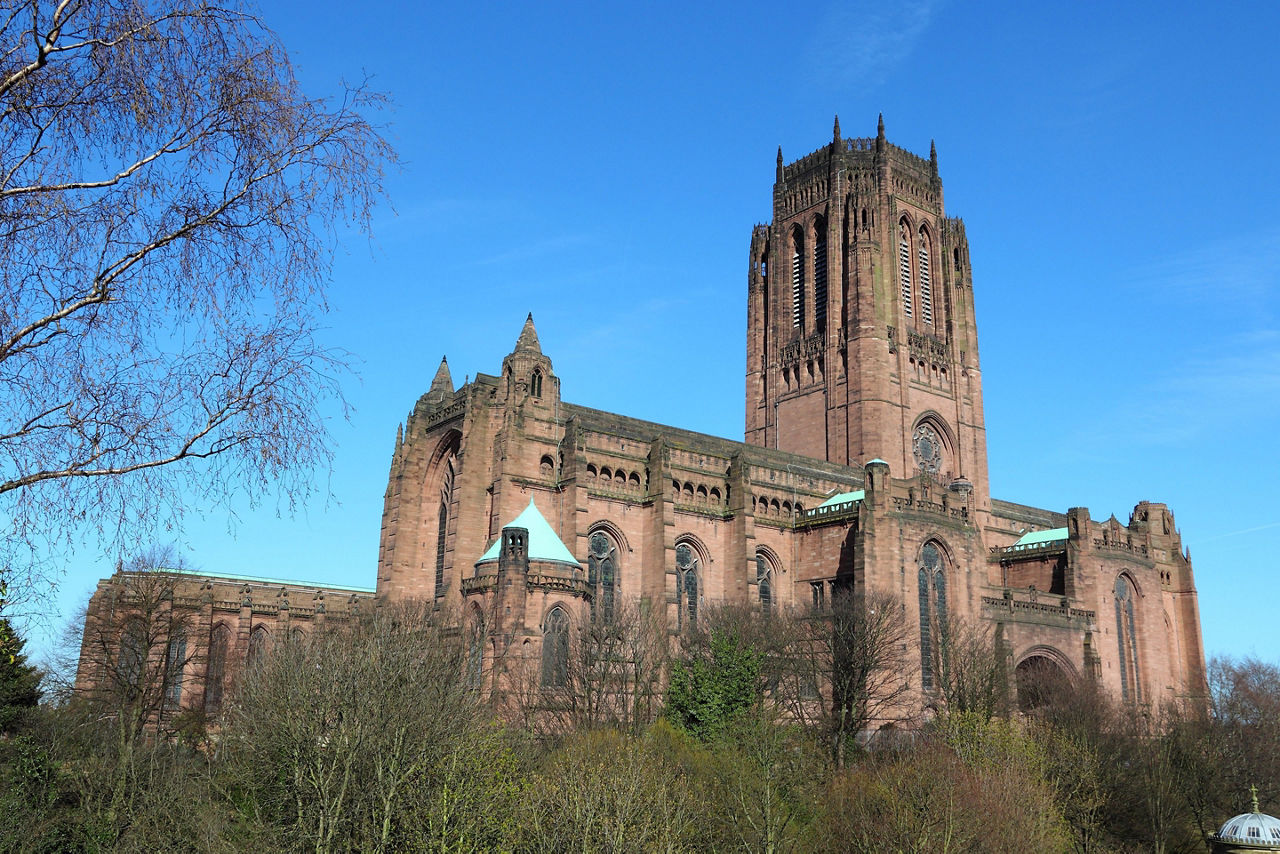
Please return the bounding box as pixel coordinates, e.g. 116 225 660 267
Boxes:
776 145 784 183
875 113 885 154
930 139 938 177
833 114 841 145
430 356 453 395
514 312 542 354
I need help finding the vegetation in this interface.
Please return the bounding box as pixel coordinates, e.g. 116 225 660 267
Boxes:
0 0 392 608
3 587 1276 853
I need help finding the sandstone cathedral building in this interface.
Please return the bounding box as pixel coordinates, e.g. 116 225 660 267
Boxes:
77 117 1208 723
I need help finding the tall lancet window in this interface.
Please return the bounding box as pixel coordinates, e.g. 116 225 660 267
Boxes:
898 221 913 318
1115 575 1142 703
918 228 933 325
588 531 619 625
814 221 828 332
791 228 805 329
676 542 699 630
918 542 947 691
756 551 775 613
541 607 570 688
435 456 456 597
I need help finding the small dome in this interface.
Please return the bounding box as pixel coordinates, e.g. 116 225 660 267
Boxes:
1214 807 1280 849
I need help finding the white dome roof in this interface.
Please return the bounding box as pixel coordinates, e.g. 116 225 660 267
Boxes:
1215 810 1280 848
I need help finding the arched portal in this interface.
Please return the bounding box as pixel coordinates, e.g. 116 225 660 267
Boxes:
1015 653 1074 712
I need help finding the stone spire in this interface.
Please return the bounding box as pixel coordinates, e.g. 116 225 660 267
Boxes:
833 114 841 146
429 356 453 395
514 312 542 354
875 113 885 153
930 139 938 177
776 146 784 182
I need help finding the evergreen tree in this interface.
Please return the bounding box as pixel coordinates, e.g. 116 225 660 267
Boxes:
0 612 42 734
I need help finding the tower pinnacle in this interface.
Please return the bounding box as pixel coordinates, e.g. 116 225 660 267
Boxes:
514 312 542 354
429 356 453 395
833 114 841 146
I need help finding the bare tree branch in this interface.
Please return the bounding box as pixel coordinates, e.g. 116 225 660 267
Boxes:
0 0 394 595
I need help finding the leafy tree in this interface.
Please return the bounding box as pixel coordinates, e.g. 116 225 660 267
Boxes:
0 0 392 599
667 626 763 743
0 603 42 734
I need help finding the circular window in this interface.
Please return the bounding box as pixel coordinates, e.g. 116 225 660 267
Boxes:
913 423 943 474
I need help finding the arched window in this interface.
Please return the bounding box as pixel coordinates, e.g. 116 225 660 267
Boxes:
248 625 269 667
204 623 230 715
791 227 805 329
1115 575 1142 703
918 542 947 691
466 612 484 690
588 531 619 624
164 629 187 708
912 419 946 477
531 370 543 398
116 619 147 695
756 551 774 613
675 542 699 630
435 455 456 597
541 607 570 688
898 220 913 318
814 218 828 332
918 227 932 325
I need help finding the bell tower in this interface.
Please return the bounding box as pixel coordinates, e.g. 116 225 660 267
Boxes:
745 116 990 511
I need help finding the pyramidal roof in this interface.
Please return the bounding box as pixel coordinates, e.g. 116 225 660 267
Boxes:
476 498 578 566
429 356 453 394
513 312 541 354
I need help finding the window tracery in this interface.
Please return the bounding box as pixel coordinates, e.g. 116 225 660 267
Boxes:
912 422 943 476
756 551 774 613
1115 575 1142 703
435 455 456 597
588 531 618 624
918 542 947 691
675 542 699 630
541 607 570 688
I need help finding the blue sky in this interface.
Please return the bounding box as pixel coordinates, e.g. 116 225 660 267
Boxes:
29 0 1280 663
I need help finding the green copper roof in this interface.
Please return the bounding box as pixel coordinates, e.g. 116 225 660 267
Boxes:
819 490 865 507
477 498 579 566
159 568 374 593
1014 527 1069 546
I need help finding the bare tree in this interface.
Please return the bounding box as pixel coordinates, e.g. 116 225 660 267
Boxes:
931 613 1009 722
765 591 917 767
69 546 199 825
225 601 492 853
0 1 392 598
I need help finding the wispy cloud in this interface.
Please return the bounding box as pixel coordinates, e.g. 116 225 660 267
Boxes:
1198 520 1280 543
1126 228 1280 305
807 0 940 86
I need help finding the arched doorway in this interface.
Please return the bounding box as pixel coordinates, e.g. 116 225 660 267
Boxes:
1015 653 1074 712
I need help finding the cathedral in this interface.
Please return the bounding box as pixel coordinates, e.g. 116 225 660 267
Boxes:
77 117 1207 720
